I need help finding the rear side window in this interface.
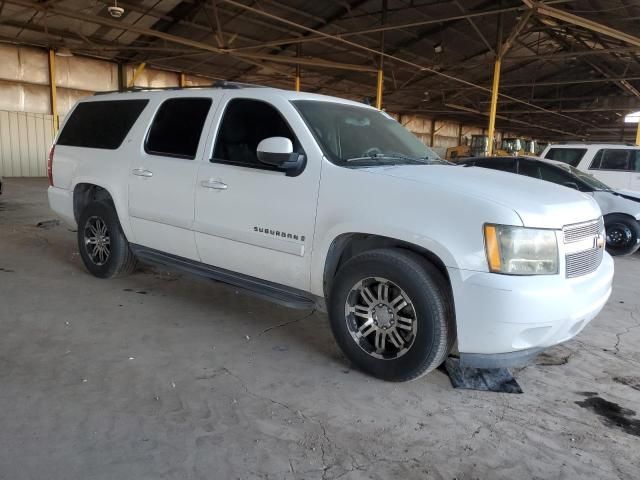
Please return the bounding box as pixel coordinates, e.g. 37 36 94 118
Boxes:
544 147 587 167
589 149 640 171
146 98 212 159
57 100 148 149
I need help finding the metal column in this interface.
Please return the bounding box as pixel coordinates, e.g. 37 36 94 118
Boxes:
486 57 501 156
375 0 386 110
295 45 301 92
48 49 59 134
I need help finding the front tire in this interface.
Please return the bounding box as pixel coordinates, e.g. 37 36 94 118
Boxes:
328 249 455 382
77 201 136 278
605 214 640 256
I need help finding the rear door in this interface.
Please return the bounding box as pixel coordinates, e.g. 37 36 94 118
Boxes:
128 96 218 260
193 93 322 290
587 148 633 190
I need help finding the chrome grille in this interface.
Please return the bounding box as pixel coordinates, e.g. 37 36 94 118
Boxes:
563 218 604 243
566 248 604 278
563 218 604 278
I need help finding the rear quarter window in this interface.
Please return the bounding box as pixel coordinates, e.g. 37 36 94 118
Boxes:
57 100 149 149
544 147 587 167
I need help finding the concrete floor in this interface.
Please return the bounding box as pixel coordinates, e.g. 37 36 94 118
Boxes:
0 178 639 480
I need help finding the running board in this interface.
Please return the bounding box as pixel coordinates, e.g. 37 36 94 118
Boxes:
130 245 318 311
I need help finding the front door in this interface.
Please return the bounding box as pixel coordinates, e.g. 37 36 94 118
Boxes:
193 94 322 290
128 96 216 260
587 148 633 190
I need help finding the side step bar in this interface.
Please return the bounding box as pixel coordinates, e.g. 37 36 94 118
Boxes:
130 244 319 310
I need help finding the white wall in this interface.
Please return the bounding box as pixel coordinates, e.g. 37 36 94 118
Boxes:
0 110 54 177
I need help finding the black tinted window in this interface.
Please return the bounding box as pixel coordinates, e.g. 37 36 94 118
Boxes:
544 148 587 167
146 98 212 159
213 99 298 169
590 149 638 171
474 158 517 173
58 100 148 149
518 160 542 179
537 163 575 185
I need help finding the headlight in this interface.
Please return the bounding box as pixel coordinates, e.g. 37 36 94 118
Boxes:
484 224 559 275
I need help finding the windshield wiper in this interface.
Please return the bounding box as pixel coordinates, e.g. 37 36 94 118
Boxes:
345 153 441 164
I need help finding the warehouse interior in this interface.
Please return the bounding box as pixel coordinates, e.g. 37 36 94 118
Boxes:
1 1 640 479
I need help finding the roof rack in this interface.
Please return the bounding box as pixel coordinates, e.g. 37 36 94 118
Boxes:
93 80 267 96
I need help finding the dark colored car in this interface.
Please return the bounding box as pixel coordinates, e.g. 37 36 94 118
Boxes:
460 156 640 256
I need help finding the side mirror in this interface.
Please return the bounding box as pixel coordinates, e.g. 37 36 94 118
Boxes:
257 137 295 165
257 137 305 176
563 181 580 190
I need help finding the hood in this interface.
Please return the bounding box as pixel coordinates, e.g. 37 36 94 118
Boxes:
365 164 602 229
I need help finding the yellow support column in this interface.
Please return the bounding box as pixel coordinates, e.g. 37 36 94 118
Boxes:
486 56 501 156
128 62 147 88
179 72 186 88
295 45 301 92
48 49 59 134
636 121 640 146
375 69 384 110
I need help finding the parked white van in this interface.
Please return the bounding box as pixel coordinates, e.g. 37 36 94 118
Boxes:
48 84 614 381
540 143 640 191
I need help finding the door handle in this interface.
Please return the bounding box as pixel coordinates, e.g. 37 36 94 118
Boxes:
132 168 153 178
200 180 228 190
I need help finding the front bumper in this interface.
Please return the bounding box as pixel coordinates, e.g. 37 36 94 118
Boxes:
448 252 614 367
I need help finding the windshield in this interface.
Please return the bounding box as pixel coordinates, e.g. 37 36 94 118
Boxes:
293 100 444 167
566 164 612 191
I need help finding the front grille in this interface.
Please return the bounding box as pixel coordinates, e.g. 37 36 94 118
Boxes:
563 218 604 278
563 218 604 243
566 248 604 278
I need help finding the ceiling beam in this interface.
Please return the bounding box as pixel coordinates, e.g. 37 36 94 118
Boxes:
522 0 640 47
2 0 374 73
224 3 526 52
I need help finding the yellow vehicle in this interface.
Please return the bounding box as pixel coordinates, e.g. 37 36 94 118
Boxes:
445 134 489 160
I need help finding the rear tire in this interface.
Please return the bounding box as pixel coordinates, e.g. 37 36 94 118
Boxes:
77 201 136 278
328 248 455 382
604 214 640 256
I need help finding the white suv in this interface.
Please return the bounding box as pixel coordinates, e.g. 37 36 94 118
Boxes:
48 85 614 381
540 143 640 191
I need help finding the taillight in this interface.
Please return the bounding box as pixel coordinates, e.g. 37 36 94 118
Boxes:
47 144 55 186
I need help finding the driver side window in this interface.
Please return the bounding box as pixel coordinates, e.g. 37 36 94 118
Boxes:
212 99 301 170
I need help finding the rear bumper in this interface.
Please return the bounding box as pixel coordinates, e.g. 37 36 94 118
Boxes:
47 186 76 227
448 252 614 367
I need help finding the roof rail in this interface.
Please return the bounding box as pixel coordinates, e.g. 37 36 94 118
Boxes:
550 141 638 146
93 80 268 96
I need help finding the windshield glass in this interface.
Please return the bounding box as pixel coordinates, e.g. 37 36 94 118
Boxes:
566 164 612 190
293 100 445 167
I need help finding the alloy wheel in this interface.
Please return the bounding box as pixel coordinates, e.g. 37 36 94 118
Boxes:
344 277 418 360
84 216 111 266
